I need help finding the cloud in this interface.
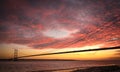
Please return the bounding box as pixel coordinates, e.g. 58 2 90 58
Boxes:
0 0 120 49
0 43 31 49
42 29 78 39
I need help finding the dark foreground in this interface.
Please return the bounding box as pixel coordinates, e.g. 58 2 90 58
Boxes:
73 65 120 72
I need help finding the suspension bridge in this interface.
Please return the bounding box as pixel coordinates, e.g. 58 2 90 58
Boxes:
13 46 120 61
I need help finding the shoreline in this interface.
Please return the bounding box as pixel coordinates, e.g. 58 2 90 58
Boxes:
30 67 85 72
30 65 120 72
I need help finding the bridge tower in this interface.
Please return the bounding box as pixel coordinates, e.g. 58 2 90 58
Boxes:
13 49 18 61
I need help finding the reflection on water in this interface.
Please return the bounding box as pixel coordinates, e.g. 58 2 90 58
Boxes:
0 61 119 72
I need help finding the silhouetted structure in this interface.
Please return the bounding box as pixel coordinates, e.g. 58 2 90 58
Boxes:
11 46 120 61
17 46 120 59
13 49 18 61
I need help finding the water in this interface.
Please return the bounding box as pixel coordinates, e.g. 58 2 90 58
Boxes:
0 61 119 72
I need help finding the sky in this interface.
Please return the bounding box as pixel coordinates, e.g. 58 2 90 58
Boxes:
0 0 120 60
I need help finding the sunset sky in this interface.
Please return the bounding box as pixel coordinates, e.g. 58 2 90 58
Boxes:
0 0 120 60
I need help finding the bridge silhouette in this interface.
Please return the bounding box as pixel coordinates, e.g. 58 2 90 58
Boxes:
13 46 120 61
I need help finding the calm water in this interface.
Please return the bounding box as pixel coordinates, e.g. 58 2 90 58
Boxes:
0 61 119 72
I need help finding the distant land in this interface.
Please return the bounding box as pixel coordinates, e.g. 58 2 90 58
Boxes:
0 59 77 61
0 59 120 62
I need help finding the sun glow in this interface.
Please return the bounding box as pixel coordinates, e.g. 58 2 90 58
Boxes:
0 43 118 60
53 44 103 52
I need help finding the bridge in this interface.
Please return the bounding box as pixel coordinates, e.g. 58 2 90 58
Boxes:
13 46 120 61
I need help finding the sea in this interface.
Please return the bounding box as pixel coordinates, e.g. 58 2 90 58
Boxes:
0 60 120 72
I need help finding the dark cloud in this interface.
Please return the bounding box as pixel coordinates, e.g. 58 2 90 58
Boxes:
27 0 62 8
0 25 9 32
